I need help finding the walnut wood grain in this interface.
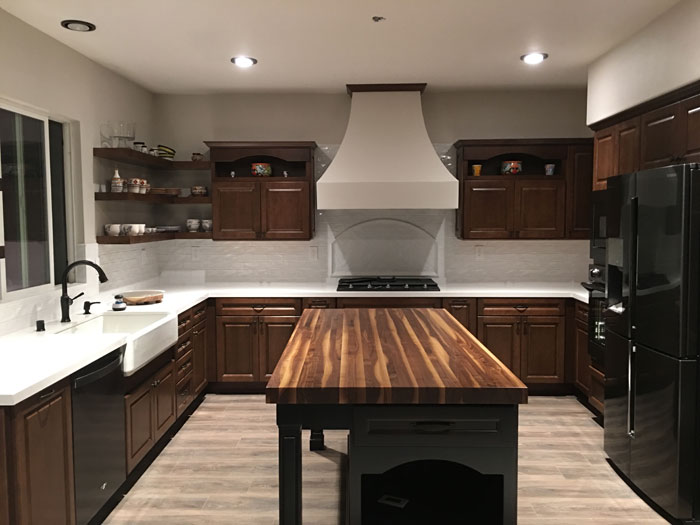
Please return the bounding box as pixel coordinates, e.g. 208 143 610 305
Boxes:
266 308 527 405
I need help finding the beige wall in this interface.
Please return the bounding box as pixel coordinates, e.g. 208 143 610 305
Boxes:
587 0 700 125
153 88 590 153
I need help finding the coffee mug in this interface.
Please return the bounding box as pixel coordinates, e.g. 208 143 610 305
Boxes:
104 224 121 236
137 224 146 235
201 219 213 232
121 224 136 236
186 219 201 232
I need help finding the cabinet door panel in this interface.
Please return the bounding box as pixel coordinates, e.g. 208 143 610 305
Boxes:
125 382 154 473
477 316 520 376
616 117 641 175
566 144 593 239
11 386 75 525
574 319 591 395
442 298 476 333
0 410 8 525
192 320 208 394
259 316 299 380
462 180 514 239
213 182 260 240
261 181 310 239
593 127 616 191
514 180 565 238
680 94 700 163
153 362 175 442
216 316 259 382
521 316 565 383
640 103 682 169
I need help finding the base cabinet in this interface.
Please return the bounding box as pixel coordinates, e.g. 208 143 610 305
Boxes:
476 299 565 384
125 361 175 474
0 410 8 525
574 318 591 395
442 298 477 332
192 320 208 394
8 382 75 525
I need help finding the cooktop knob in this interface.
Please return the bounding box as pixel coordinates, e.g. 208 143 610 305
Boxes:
590 268 601 277
386 284 390 289
349 284 354 289
423 283 428 289
367 284 372 289
404 284 409 289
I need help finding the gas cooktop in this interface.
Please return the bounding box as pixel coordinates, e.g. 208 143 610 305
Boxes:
337 276 440 292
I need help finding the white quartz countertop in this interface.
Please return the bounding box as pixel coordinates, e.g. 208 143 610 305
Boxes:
0 280 588 406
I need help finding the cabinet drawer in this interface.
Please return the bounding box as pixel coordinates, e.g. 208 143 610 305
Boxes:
216 298 301 316
176 374 194 418
191 301 207 325
173 332 193 361
575 301 589 323
302 297 337 309
352 406 517 448
588 365 604 414
177 309 192 336
175 350 194 383
478 298 564 316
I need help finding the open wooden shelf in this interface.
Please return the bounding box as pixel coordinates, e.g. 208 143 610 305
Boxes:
93 148 211 170
95 192 211 204
97 231 213 244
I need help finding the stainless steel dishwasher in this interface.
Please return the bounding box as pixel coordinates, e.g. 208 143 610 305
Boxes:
71 346 126 525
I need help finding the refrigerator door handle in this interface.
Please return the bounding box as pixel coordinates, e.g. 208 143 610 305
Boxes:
627 344 636 438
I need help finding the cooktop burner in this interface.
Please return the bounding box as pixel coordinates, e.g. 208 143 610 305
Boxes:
337 276 440 292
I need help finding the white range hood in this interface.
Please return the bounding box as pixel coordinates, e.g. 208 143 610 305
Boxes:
316 84 458 209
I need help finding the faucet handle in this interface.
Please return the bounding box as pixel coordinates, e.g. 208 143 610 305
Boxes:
70 292 85 305
83 300 100 314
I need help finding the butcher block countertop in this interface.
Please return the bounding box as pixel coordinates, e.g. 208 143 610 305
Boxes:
266 308 528 405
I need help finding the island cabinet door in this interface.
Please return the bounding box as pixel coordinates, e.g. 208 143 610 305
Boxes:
216 316 259 382
477 316 521 376
260 181 310 240
442 298 477 332
514 179 565 239
125 380 155 474
259 316 300 380
212 182 261 240
462 179 514 239
520 316 565 384
10 383 75 525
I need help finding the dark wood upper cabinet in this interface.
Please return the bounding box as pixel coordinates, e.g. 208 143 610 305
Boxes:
208 141 316 241
640 103 683 169
216 316 259 382
260 181 310 240
616 117 641 175
477 316 521 376
679 94 700 163
259 316 299 380
212 182 260 240
565 144 593 239
455 139 591 240
10 383 75 525
514 179 565 239
462 179 514 239
593 128 616 191
442 298 477 333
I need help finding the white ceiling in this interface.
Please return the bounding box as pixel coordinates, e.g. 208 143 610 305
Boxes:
0 0 681 94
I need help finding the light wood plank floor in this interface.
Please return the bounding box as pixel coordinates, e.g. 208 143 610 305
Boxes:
104 395 669 524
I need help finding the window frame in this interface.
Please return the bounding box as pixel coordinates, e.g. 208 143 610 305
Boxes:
0 100 64 300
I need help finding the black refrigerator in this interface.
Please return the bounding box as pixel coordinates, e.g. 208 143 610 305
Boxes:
604 163 700 522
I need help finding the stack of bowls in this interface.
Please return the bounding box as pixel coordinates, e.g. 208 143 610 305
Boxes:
157 145 176 160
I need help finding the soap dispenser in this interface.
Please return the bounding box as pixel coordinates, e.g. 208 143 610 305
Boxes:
112 294 127 311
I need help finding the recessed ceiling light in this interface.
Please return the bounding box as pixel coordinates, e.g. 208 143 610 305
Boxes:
231 56 258 68
520 52 548 65
60 19 96 32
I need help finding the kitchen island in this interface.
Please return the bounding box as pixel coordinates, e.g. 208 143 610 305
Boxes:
266 308 527 524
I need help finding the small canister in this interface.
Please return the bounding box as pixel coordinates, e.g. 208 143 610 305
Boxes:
110 169 123 193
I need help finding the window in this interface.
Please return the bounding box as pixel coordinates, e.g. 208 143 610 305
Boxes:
0 105 70 296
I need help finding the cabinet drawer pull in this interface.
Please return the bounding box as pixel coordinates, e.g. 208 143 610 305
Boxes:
39 389 56 400
193 330 199 336
514 305 528 312
176 341 191 354
451 304 467 309
178 319 190 330
151 379 161 388
193 309 205 319
252 305 266 313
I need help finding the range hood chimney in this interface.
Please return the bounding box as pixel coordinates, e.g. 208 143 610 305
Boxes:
316 84 458 209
